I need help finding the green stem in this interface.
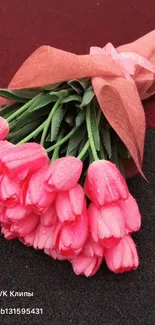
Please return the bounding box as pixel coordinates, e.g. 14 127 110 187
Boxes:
77 140 89 160
100 140 105 160
51 129 64 162
97 108 102 125
6 94 42 123
46 126 78 153
97 109 106 160
40 99 61 146
17 121 46 145
86 104 99 161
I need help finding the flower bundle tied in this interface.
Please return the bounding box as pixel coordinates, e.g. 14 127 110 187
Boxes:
0 30 155 276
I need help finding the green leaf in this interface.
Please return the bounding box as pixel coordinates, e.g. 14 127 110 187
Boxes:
68 79 90 94
100 128 112 158
118 140 131 159
51 106 66 141
80 86 94 108
62 95 82 104
78 135 88 154
9 93 58 131
118 158 125 177
111 139 125 175
22 90 69 113
89 149 94 164
30 93 57 110
111 140 120 170
75 110 86 127
7 119 42 144
0 89 28 103
0 89 40 103
10 105 51 131
42 83 61 91
67 125 86 155
78 135 89 161
0 103 20 118
90 106 100 151
10 89 40 99
64 114 75 127
66 146 79 157
50 89 70 100
11 94 55 127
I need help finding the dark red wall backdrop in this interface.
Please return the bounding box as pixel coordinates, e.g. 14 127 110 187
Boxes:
0 0 155 87
0 2 155 325
1 0 155 127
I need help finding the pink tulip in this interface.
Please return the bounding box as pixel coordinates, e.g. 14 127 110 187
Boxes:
82 236 104 257
70 236 104 276
56 210 88 256
23 166 56 214
0 140 14 154
55 184 85 222
1 211 39 238
0 117 9 140
0 142 49 180
5 204 30 221
88 202 126 248
105 234 139 273
21 207 61 249
119 194 141 232
0 174 21 207
0 204 28 225
0 204 39 239
1 225 17 239
40 204 57 227
22 206 88 256
23 206 88 253
22 221 61 249
85 160 129 206
9 213 39 237
0 206 7 224
45 248 67 261
45 156 83 191
71 254 103 277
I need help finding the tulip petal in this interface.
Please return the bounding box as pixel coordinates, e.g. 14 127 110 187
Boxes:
47 157 83 191
12 213 39 237
56 191 75 223
88 203 101 243
0 143 49 180
85 160 129 206
105 235 139 273
119 194 141 232
69 184 85 215
100 204 126 239
0 175 21 207
41 204 57 226
6 204 29 221
0 117 9 140
24 166 56 214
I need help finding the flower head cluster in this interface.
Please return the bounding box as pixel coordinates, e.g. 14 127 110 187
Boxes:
0 140 141 276
86 160 141 273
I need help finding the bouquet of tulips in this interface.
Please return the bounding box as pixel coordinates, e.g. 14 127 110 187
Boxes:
0 31 155 276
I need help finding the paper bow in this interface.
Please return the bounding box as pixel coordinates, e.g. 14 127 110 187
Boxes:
1 31 155 174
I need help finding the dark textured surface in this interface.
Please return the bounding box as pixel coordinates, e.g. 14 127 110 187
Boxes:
0 1 155 324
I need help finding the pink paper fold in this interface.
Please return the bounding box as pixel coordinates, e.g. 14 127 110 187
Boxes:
1 31 155 174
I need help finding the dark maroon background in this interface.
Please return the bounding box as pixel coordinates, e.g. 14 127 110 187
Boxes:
0 0 155 86
0 1 155 325
0 0 155 127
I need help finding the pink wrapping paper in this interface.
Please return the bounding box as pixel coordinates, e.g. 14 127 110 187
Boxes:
1 31 155 174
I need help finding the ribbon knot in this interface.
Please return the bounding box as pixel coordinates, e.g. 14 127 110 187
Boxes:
90 42 155 81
